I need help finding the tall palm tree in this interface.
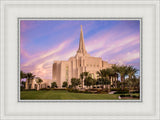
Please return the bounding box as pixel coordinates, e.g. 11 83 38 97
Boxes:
80 72 90 88
20 70 26 89
97 69 111 90
96 69 108 79
117 65 128 90
20 70 26 80
35 77 43 90
84 76 93 88
26 72 35 89
126 65 138 80
111 64 119 88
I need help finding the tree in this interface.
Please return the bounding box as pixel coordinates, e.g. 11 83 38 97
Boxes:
80 72 90 88
20 70 26 80
126 65 138 80
71 78 80 89
125 78 132 93
111 64 120 88
116 65 128 90
62 81 68 88
131 76 140 91
51 82 57 88
20 70 26 90
96 69 111 90
97 78 110 89
96 69 108 79
84 76 96 88
35 77 43 89
26 72 35 89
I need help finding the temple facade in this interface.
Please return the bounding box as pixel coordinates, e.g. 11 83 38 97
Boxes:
52 25 113 88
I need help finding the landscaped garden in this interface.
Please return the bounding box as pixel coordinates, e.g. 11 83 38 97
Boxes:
20 64 140 100
20 89 140 100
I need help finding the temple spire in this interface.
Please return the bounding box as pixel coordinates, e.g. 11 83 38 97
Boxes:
77 25 87 55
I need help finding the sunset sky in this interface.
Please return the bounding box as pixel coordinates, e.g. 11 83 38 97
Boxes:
20 20 140 79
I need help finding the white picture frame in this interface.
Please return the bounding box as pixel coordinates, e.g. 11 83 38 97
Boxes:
0 0 159 120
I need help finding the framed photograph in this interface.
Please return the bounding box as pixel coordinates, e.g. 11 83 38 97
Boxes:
0 0 159 120
19 18 141 102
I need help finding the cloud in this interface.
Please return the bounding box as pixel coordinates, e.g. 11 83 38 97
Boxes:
21 38 78 79
108 50 140 65
20 20 140 79
90 34 139 57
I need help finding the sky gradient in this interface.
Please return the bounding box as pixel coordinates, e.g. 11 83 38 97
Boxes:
20 20 140 79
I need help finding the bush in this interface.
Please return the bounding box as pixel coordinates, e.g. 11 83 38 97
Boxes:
68 85 73 88
111 88 129 91
20 87 25 91
84 90 90 94
114 91 129 94
67 88 79 93
111 88 121 91
120 94 131 97
132 95 140 98
51 82 57 88
50 88 66 90
130 91 140 94
62 81 68 88
40 88 50 91
23 89 37 91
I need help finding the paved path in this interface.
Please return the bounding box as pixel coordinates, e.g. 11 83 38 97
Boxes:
108 91 116 94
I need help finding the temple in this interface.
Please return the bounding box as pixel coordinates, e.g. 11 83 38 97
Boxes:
52 25 113 88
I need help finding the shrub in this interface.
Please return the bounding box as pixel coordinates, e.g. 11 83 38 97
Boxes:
111 88 121 91
114 91 129 94
20 87 25 91
51 82 57 88
40 88 50 91
132 95 140 98
67 88 79 93
130 91 140 94
120 94 131 97
51 88 66 90
84 90 91 94
24 89 37 91
62 81 68 88
68 85 73 88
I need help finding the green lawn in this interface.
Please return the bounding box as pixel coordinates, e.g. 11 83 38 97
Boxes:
20 90 139 100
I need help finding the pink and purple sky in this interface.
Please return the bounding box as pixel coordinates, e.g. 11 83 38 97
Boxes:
20 20 140 80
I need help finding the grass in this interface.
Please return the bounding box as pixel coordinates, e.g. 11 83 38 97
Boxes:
20 90 140 100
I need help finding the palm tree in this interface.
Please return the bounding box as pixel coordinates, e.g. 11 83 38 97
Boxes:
97 69 107 79
117 65 128 90
126 65 138 80
20 70 26 89
25 72 35 89
84 77 96 89
132 76 140 91
35 77 43 90
20 70 26 80
80 72 90 88
111 64 120 88
125 78 132 93
97 69 111 90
